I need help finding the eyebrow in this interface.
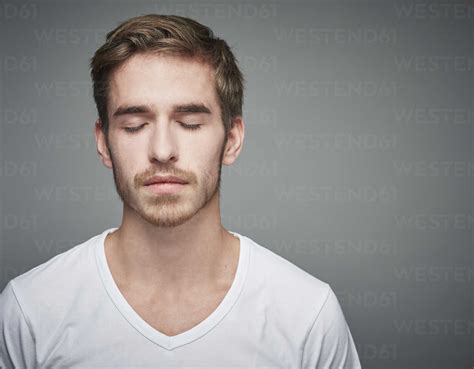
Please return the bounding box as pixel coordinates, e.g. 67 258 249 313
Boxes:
112 103 212 118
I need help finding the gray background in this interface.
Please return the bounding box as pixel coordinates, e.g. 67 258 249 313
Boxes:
1 0 473 367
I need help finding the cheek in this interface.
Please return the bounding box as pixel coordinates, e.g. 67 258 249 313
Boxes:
193 139 223 166
110 132 144 160
108 140 140 178
185 146 220 184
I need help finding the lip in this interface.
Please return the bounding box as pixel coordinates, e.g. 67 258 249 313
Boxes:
144 175 188 186
145 182 187 195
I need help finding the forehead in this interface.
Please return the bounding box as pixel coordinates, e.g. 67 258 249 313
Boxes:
108 53 219 114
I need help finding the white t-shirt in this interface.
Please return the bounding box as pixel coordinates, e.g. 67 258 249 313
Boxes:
0 227 361 369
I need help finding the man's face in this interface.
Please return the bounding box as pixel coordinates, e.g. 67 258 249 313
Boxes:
101 53 228 228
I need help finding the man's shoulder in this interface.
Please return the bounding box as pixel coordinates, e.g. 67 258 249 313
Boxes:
5 229 107 301
239 234 336 349
243 234 331 317
246 234 330 292
0 228 112 357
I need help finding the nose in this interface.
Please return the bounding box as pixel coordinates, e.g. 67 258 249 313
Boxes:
148 119 178 164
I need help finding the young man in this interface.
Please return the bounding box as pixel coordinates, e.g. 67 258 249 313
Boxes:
0 14 361 368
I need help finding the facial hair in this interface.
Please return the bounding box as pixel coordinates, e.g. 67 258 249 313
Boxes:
106 132 227 228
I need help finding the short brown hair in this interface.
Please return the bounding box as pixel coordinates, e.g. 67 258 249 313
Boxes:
90 14 245 136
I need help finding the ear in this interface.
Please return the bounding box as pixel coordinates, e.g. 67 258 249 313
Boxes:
94 119 113 169
222 116 245 166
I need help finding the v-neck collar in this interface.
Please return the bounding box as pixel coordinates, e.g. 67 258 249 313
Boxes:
94 227 250 351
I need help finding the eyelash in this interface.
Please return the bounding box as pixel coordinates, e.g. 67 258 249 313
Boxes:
181 123 201 131
123 123 201 133
123 125 144 133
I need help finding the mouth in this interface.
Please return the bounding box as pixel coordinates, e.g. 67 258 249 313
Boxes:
144 181 188 195
144 175 189 186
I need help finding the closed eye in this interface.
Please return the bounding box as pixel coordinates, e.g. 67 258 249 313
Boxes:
179 122 202 130
123 124 145 133
123 122 202 134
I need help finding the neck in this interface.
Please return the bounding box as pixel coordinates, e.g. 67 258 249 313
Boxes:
104 193 239 298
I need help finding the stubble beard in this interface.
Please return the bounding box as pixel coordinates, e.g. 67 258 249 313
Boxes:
107 137 226 228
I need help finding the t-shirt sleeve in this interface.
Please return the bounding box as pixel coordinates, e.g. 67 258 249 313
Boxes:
301 285 362 369
0 280 37 369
